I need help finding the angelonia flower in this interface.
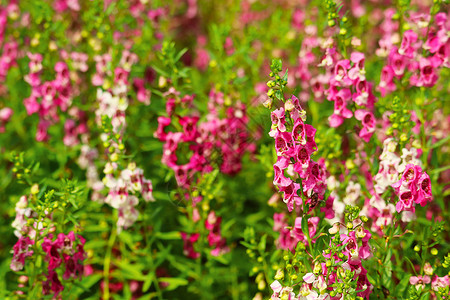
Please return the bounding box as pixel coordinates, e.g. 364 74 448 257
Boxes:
155 88 256 189
23 56 76 142
379 14 450 94
41 232 86 296
155 88 251 259
95 50 155 233
0 41 18 84
205 211 230 256
103 162 154 233
10 236 34 272
391 163 432 214
373 138 422 195
269 95 326 212
0 107 13 132
10 231 86 297
319 49 378 142
273 213 321 252
271 222 374 300
11 195 32 238
180 232 200 259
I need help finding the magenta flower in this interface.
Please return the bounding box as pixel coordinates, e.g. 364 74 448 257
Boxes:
42 270 64 296
271 107 287 132
378 65 396 96
388 48 408 77
180 232 200 259
328 89 352 128
399 30 418 58
355 109 376 142
10 237 34 272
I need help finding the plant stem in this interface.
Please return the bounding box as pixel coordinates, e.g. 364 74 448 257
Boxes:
103 225 117 300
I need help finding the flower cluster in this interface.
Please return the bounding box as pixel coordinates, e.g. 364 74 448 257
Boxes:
10 236 34 272
11 195 32 238
103 162 154 233
180 232 200 259
273 213 320 251
324 50 377 142
41 232 86 296
24 55 75 142
155 88 255 188
269 92 326 212
205 211 229 256
392 163 432 213
0 41 18 88
379 13 449 93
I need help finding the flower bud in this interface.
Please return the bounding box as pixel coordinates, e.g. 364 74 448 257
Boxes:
31 184 39 195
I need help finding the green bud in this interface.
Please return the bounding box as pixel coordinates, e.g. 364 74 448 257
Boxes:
328 20 336 27
274 269 284 280
414 245 421 252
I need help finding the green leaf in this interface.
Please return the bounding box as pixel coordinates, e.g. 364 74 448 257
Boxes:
154 231 180 240
240 241 256 250
114 261 146 281
429 135 450 150
175 48 188 62
258 234 267 252
395 274 411 295
142 273 154 293
158 277 188 291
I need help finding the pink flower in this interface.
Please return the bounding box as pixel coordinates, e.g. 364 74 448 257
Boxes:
42 270 64 296
271 107 286 132
379 66 396 96
353 79 376 108
399 30 418 58
180 232 200 259
410 275 431 290
279 182 301 212
355 110 376 142
416 172 432 206
0 107 13 133
431 275 450 293
334 59 352 85
10 237 34 271
328 89 352 128
388 48 408 77
410 57 440 87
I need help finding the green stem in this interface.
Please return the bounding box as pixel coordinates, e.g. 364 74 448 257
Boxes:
103 224 117 300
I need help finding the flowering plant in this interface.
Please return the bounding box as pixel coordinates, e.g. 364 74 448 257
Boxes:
0 0 449 299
